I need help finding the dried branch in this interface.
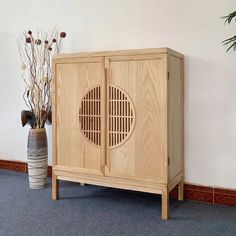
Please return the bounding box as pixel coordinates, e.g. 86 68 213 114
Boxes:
18 28 66 128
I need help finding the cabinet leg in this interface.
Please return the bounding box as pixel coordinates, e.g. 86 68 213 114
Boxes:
161 187 169 220
178 177 184 201
52 173 59 200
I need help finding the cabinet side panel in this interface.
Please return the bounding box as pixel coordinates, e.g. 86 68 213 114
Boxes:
52 61 57 168
168 55 184 181
55 61 104 171
106 55 167 182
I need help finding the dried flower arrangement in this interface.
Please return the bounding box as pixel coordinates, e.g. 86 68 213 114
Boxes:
18 28 66 128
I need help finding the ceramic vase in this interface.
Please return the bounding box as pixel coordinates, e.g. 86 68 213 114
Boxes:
27 128 48 189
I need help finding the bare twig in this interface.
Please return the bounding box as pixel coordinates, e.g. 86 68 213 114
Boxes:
18 28 66 128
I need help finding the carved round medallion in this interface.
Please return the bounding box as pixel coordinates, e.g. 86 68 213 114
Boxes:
79 85 135 148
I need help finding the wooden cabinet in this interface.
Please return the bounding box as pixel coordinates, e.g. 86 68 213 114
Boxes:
52 48 184 220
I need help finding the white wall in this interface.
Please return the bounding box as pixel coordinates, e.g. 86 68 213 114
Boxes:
0 0 236 189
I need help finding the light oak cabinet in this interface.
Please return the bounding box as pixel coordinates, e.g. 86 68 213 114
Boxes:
52 48 184 220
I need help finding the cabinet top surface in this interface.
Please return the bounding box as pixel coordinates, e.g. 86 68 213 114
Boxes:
53 47 184 61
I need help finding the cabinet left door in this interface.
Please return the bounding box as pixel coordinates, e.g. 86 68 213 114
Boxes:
53 57 106 175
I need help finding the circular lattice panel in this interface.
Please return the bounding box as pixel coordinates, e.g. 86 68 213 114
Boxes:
108 85 135 148
78 85 135 148
79 86 101 146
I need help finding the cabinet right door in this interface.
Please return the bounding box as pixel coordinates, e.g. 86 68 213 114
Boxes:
105 54 168 183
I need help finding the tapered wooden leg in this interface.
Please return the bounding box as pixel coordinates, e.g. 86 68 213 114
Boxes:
162 187 169 220
52 173 59 200
178 177 184 201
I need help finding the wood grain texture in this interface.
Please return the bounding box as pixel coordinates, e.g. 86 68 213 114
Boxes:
168 172 183 191
78 85 102 147
108 85 136 148
52 60 57 170
52 172 59 200
54 166 164 195
52 48 184 219
54 57 105 173
105 54 168 183
2 160 236 206
168 55 184 181
53 48 184 61
178 177 184 201
162 186 169 220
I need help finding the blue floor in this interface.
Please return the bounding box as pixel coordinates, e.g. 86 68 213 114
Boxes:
0 169 235 236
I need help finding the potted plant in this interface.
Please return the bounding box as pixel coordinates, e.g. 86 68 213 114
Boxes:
18 28 66 189
222 11 236 51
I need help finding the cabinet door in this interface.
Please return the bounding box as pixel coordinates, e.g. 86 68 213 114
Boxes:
53 57 105 175
105 54 168 183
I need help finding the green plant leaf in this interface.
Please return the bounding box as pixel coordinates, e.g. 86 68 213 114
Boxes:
222 35 236 44
222 10 236 24
221 10 236 52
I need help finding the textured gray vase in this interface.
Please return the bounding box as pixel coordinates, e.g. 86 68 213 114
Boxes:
27 128 48 189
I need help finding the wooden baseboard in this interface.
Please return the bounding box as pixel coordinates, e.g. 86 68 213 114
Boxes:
169 184 236 206
0 159 27 173
0 159 235 206
0 159 52 177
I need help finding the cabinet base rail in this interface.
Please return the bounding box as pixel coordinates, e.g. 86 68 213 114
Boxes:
52 169 184 220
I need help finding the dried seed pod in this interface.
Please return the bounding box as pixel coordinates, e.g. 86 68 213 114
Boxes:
26 37 31 43
35 39 41 45
21 64 26 70
60 32 66 38
19 28 67 129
